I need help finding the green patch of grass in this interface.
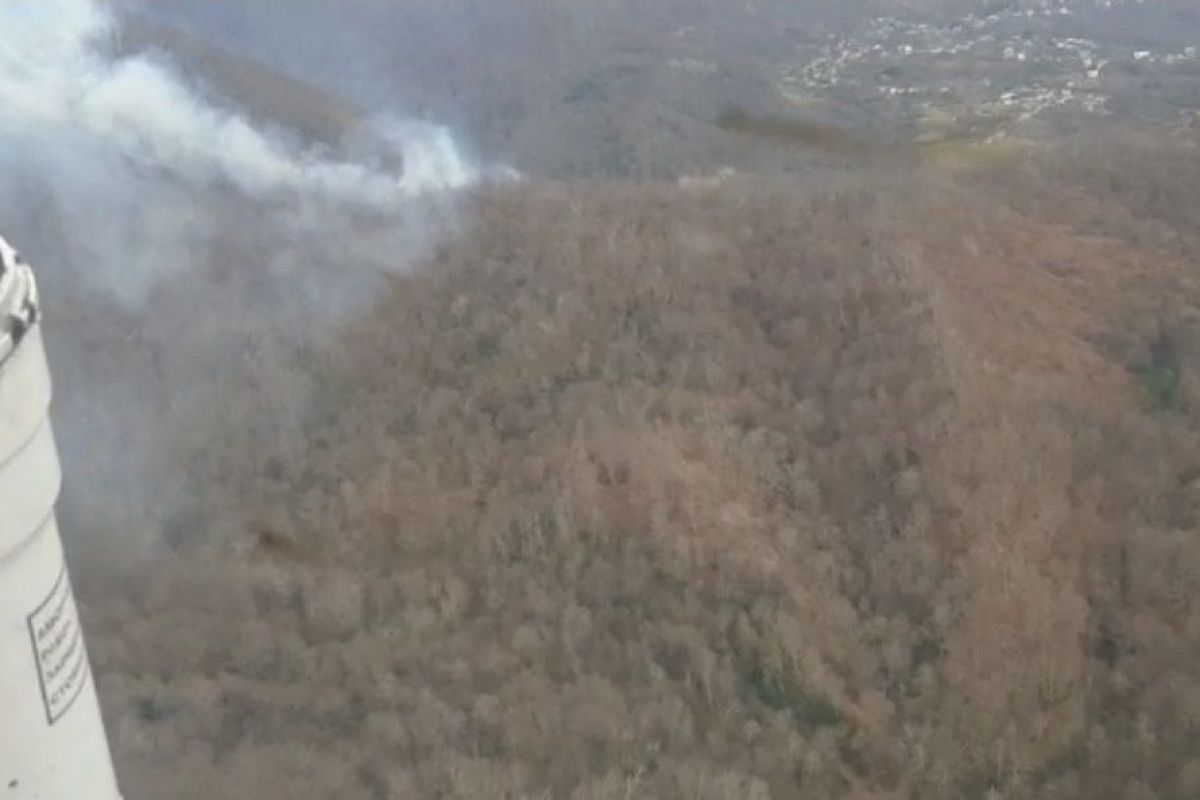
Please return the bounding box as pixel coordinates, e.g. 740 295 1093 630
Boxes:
912 637 944 669
475 333 502 361
1132 332 1182 411
742 661 842 731
564 76 607 105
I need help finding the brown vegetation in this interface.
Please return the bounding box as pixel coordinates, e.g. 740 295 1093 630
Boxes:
69 130 1200 799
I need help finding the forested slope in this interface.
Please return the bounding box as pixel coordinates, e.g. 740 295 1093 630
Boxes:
76 134 1200 798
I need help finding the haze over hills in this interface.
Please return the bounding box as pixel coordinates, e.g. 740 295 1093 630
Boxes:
113 13 365 151
14 2 1200 799
120 0 1200 176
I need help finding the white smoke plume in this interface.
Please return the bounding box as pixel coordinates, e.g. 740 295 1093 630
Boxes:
0 0 486 306
0 0 478 204
0 0 492 552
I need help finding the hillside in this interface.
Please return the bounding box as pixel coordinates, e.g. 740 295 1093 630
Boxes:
28 2 1200 798
121 0 1200 179
112 13 365 151
63 126 1200 799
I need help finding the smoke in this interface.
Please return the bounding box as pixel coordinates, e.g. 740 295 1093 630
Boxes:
0 0 477 202
0 0 486 303
0 0 494 554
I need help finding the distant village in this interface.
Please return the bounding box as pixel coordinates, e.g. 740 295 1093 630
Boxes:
777 0 1199 137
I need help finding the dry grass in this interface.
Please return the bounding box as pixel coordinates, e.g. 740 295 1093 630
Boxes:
65 132 1200 799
